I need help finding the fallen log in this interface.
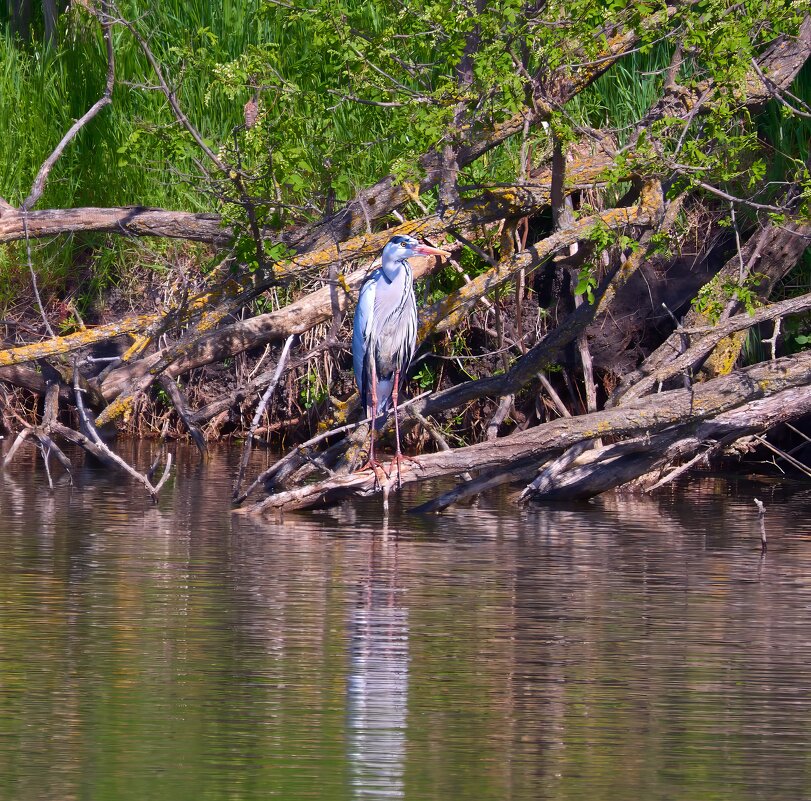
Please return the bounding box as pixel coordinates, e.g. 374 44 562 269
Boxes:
524 384 811 501
612 290 811 406
0 365 73 401
611 218 811 406
0 205 230 245
240 350 811 514
422 180 664 337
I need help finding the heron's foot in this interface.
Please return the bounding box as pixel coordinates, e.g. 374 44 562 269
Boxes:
389 452 419 489
357 458 389 490
357 458 386 473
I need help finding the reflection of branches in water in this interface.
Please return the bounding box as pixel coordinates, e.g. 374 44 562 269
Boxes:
347 539 409 801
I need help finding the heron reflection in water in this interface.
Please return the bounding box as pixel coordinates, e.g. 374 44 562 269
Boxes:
346 535 409 799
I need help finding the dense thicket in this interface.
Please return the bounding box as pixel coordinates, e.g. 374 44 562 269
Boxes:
1 1 810 512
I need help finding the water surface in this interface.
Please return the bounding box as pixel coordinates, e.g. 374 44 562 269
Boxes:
1 442 811 801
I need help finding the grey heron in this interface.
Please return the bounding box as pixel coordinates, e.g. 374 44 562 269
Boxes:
352 234 448 480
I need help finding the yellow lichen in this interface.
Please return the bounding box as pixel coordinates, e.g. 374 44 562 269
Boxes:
95 395 135 427
703 332 747 377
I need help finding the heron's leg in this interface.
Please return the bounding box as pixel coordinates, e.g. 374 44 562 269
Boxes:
358 360 385 482
391 370 402 486
389 369 418 489
368 364 378 466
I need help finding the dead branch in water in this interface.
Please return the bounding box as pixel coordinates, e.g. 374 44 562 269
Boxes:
73 364 172 501
237 352 811 514
233 334 295 499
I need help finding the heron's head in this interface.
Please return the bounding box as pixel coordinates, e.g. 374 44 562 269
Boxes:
383 235 449 263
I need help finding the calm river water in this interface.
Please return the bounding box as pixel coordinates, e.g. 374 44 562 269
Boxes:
1 442 811 801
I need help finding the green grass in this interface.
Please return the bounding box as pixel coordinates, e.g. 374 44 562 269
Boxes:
568 47 674 139
757 58 811 193
0 3 264 311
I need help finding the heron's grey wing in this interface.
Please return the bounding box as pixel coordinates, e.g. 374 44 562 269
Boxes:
402 289 418 373
352 274 377 405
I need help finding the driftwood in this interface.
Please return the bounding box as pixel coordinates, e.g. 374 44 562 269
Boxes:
238 352 811 514
233 333 295 498
0 205 231 245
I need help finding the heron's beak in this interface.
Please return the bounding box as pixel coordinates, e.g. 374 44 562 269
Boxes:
414 244 450 258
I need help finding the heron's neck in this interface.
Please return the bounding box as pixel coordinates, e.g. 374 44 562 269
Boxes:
381 256 409 283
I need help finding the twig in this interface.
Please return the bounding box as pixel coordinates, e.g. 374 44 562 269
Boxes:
35 431 73 483
22 213 55 338
672 86 712 160
409 456 539 515
408 406 473 484
233 334 294 499
784 422 811 451
754 497 767 553
111 4 226 174
730 202 746 282
763 317 781 360
681 177 788 213
189 340 333 425
486 394 513 441
644 441 719 492
447 258 493 309
661 302 692 391
754 434 811 478
1 427 32 467
574 290 598 414
147 429 167 480
153 453 174 494
157 374 207 454
537 372 571 418
115 5 273 272
39 440 54 490
750 57 811 119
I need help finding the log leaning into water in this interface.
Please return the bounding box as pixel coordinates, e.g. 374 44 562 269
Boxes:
611 219 811 406
239 351 811 514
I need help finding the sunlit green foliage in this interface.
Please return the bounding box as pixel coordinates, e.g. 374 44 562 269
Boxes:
0 0 808 309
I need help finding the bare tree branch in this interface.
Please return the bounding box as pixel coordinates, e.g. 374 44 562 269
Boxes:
22 2 115 211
